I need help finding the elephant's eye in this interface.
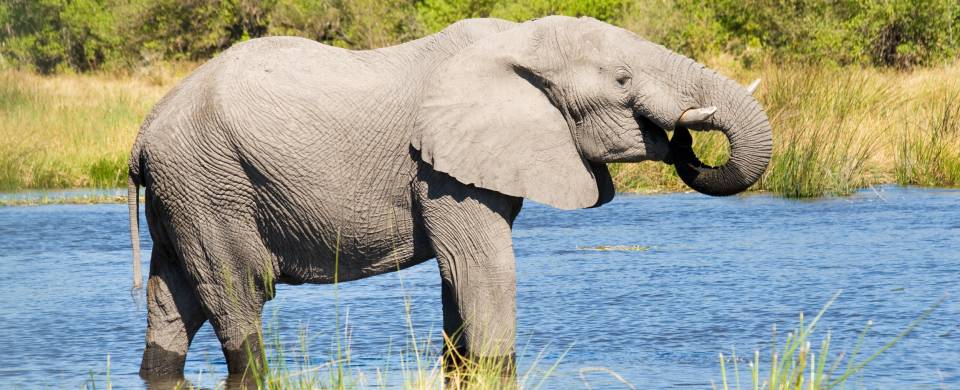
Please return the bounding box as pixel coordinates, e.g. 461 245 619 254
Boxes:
615 69 631 87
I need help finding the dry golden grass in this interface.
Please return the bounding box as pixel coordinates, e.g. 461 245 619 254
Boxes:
1 60 958 196
0 67 179 190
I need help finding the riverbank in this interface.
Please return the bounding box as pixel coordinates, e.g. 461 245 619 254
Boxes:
0 188 128 206
1 61 958 198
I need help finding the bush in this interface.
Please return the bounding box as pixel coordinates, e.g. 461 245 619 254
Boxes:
418 0 627 33
624 0 960 68
125 0 267 63
0 0 122 73
0 0 957 72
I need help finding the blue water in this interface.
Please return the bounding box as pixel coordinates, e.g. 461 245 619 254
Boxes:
0 186 957 388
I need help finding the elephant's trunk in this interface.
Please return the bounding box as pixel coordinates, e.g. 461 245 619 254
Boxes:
669 66 772 196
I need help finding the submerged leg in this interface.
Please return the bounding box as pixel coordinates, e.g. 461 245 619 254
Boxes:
140 243 206 378
187 247 270 379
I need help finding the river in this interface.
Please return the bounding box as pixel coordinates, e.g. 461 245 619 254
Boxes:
0 186 956 388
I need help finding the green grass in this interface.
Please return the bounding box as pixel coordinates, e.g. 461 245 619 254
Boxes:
576 245 650 251
77 290 941 389
240 237 565 390
0 193 128 206
714 291 944 390
755 65 883 198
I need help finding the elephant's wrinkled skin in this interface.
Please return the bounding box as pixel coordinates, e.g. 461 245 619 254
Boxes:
128 16 772 380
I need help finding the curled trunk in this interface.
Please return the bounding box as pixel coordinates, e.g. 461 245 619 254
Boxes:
670 68 773 196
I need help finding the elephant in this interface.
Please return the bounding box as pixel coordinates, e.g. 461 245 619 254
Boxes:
127 16 772 380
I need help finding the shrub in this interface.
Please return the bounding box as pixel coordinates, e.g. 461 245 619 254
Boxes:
1 0 958 72
0 0 122 73
623 0 960 68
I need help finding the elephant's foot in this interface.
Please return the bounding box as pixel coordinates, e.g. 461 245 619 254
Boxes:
223 333 266 378
139 342 187 379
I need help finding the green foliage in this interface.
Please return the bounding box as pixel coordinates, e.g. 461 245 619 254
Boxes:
335 0 422 49
626 0 960 68
417 0 627 33
0 0 421 72
1 0 957 72
489 0 627 23
417 0 498 32
127 0 269 63
0 0 122 73
623 0 730 61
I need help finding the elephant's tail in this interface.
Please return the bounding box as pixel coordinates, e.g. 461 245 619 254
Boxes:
128 174 142 290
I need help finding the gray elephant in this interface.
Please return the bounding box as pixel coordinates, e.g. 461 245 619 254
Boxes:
127 16 771 380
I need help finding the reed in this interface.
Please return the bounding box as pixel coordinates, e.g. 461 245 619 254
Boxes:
755 65 884 197
239 244 564 390
76 289 942 389
714 292 944 390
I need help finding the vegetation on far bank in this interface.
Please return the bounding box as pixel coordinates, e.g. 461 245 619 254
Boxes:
0 70 167 191
6 61 957 198
1 0 959 198
3 0 959 73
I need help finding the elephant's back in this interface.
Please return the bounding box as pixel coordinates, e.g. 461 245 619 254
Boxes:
209 36 423 199
186 38 428 281
132 32 482 283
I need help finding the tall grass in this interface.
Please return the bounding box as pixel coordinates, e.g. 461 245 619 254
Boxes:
77 292 938 389
1 62 959 196
756 65 885 197
236 235 564 390
894 91 960 186
0 70 169 190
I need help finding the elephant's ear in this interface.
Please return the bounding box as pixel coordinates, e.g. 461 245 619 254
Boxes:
413 22 610 210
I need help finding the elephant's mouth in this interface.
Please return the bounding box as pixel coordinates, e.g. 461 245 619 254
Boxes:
664 127 700 166
636 115 671 161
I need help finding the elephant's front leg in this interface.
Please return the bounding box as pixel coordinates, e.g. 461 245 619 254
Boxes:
417 170 522 380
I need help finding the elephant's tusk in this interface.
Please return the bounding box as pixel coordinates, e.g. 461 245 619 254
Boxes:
676 106 717 127
746 78 761 95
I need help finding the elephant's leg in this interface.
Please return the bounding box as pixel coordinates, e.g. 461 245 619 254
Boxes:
140 243 206 379
210 312 265 377
418 172 522 378
189 268 267 378
182 244 270 378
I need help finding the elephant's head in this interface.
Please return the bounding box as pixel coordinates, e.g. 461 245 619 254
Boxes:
413 16 772 209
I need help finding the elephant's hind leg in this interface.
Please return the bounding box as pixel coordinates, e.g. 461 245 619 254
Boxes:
182 233 271 378
140 242 207 379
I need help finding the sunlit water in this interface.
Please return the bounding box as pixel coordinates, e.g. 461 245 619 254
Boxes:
0 186 957 388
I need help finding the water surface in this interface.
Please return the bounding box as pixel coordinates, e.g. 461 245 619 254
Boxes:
0 186 957 388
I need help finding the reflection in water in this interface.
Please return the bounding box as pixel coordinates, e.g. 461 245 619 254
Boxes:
143 376 193 390
0 186 957 388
